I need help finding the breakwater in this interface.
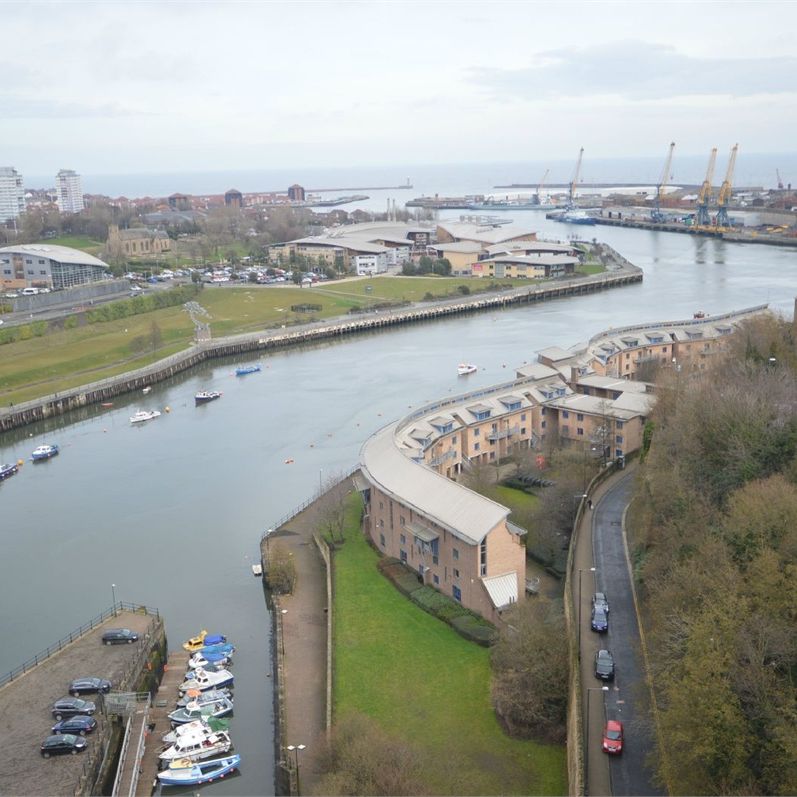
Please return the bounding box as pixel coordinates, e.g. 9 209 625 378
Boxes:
0 251 641 432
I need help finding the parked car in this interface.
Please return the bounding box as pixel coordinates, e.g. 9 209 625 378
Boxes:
41 733 87 757
52 697 96 720
592 591 609 614
602 719 624 754
594 649 615 681
51 715 98 736
69 677 112 696
591 607 609 633
102 628 138 645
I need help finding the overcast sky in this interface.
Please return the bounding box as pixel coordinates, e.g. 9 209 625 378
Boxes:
3 0 796 176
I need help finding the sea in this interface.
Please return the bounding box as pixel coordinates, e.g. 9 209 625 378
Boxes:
24 152 797 211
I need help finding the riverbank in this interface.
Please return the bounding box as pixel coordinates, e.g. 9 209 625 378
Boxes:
0 249 641 431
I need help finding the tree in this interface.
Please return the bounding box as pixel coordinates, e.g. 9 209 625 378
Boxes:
490 598 568 742
265 542 296 593
316 473 348 544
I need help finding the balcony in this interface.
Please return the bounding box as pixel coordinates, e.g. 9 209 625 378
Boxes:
486 424 520 442
428 449 458 467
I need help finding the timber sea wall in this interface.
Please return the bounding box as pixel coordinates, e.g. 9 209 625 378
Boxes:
0 251 641 432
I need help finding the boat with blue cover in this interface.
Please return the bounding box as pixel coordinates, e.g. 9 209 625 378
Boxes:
235 365 261 376
32 444 59 461
198 642 235 657
157 754 241 786
0 462 18 480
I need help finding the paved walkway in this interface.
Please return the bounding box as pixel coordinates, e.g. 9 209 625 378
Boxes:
262 478 353 794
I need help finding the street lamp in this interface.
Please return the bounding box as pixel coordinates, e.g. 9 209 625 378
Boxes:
280 608 288 656
577 567 596 652
265 527 273 554
111 583 117 616
286 743 306 794
585 685 609 795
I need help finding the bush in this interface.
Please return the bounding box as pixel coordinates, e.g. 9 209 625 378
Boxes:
451 615 498 646
378 560 423 597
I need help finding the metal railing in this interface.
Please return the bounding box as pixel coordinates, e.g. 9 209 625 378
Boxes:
0 601 160 689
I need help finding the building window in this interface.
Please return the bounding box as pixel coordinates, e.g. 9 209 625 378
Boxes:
577 413 584 421
452 435 457 444
480 539 487 577
541 420 546 429
541 407 546 415
521 413 527 421
432 555 438 565
433 574 439 585
400 550 407 563
577 428 584 436
380 534 385 547
489 452 495 460
379 501 383 510
453 585 461 602
453 548 459 560
40 270 47 275
521 427 526 435
562 410 569 418
453 568 460 578
400 534 406 545
473 428 480 436
616 435 624 444
474 442 480 451
561 426 569 436
38 259 45 264
399 516 405 526
616 421 624 429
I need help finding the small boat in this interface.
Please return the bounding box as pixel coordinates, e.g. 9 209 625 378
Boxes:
188 650 233 669
158 730 233 762
157 754 240 787
0 462 19 481
183 630 227 652
195 391 223 404
31 444 59 461
458 363 478 376
198 642 235 657
693 310 707 319
100 402 113 408
176 687 232 709
178 666 234 694
162 716 230 743
235 365 261 376
142 386 152 394
169 696 234 725
130 410 161 424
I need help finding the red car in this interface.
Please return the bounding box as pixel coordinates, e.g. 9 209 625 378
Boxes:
602 719 624 754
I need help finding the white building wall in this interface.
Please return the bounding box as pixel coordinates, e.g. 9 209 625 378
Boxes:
353 253 388 275
0 167 25 222
56 169 84 214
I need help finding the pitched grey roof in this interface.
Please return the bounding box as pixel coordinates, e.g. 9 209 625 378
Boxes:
0 244 108 268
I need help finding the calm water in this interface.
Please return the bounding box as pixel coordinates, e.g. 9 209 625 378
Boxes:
1 217 796 794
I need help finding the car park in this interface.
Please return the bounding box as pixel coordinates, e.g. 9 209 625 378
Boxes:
51 716 97 736
102 628 138 645
69 677 112 696
592 591 609 614
602 719 624 754
594 649 615 680
41 733 87 757
52 697 96 720
591 607 608 633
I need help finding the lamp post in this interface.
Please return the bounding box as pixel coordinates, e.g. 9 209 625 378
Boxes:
280 608 287 656
577 566 596 652
585 685 609 796
111 583 117 616
286 743 306 794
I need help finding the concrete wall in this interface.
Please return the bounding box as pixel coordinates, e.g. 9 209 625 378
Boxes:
9 280 129 313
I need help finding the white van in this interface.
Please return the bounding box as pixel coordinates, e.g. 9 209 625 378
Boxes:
21 287 39 296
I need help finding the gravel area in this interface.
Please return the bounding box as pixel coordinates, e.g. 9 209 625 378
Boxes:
0 611 157 797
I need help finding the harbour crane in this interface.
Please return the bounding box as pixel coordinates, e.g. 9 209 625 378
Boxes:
651 141 675 223
535 168 550 205
568 148 584 209
695 147 718 227
715 143 739 228
776 169 784 190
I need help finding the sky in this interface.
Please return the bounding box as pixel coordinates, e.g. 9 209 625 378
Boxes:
2 0 796 176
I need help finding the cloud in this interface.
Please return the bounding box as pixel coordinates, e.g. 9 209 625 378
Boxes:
472 41 797 101
0 96 144 119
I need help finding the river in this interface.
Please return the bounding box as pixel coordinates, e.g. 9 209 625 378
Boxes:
0 217 795 794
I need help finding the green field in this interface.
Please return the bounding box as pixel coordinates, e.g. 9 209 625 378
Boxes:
38 236 105 255
493 484 540 515
333 495 566 795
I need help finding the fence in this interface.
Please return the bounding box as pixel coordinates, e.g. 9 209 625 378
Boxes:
0 601 160 689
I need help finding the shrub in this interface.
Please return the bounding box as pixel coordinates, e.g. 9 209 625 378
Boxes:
451 615 498 647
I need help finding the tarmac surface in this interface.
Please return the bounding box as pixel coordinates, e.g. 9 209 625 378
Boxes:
0 611 156 797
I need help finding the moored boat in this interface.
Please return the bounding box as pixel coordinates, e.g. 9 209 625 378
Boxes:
158 729 233 762
188 650 233 669
457 363 478 376
31 444 59 461
178 666 234 693
176 687 232 709
130 410 161 424
0 462 19 481
195 391 223 404
162 716 229 744
198 642 235 657
157 754 240 787
169 695 234 725
235 365 261 376
183 630 227 652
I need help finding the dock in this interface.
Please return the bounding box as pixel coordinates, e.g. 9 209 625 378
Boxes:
112 650 189 796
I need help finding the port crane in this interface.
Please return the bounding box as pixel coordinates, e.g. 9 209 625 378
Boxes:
695 147 718 227
568 148 584 209
776 169 784 190
715 143 739 228
535 168 550 205
651 141 675 223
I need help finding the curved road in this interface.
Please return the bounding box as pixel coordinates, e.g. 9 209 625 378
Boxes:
579 468 664 796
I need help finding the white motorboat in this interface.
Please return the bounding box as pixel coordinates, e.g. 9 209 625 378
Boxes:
178 666 234 694
457 363 478 376
175 687 232 708
162 718 212 743
188 650 233 670
169 695 234 725
130 410 161 424
157 754 240 787
159 729 233 762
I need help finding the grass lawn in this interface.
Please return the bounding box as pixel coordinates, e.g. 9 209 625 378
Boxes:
493 484 540 516
37 235 104 255
333 495 567 795
577 264 605 275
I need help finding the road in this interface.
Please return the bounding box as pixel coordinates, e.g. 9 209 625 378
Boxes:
581 469 664 796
